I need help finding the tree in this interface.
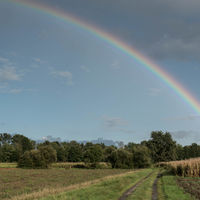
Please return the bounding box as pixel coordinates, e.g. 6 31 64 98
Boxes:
12 134 35 161
50 142 67 162
132 146 151 168
0 144 17 162
84 144 103 164
145 131 177 163
68 141 83 162
108 149 133 168
18 145 57 169
0 133 12 145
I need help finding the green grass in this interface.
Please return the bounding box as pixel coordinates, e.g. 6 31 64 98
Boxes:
0 168 132 199
0 162 17 168
127 169 159 200
158 172 195 200
41 168 153 200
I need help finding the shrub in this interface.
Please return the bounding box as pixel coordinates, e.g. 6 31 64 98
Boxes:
108 149 133 169
133 146 152 168
18 145 57 169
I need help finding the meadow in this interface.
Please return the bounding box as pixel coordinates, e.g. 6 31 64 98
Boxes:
0 164 132 200
0 162 197 200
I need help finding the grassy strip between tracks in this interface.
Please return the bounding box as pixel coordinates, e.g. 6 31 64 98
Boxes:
41 168 153 200
126 169 159 200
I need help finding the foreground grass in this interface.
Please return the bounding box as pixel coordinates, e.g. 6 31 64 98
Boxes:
157 172 195 200
41 169 153 200
0 168 132 199
127 169 159 200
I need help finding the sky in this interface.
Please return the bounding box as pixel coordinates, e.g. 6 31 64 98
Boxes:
1 0 200 145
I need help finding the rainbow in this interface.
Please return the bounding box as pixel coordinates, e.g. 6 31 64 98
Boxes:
7 0 200 114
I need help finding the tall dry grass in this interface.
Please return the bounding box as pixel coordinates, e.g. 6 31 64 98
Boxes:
159 157 200 177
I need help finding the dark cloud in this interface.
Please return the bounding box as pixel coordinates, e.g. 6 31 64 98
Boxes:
50 0 200 62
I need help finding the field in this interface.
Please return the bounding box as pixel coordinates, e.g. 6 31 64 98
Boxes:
0 166 132 200
158 157 200 177
0 162 198 200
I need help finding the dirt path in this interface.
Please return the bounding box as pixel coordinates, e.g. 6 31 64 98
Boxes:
118 171 154 200
152 173 162 200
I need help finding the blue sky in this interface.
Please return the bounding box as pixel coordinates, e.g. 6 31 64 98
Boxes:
1 0 200 145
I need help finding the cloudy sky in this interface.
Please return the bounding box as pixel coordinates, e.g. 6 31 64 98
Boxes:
1 0 200 145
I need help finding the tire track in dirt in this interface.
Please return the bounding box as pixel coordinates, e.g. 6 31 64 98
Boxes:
152 173 162 200
118 171 154 200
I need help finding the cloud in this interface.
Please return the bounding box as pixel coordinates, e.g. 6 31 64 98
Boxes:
0 57 21 81
102 116 134 134
52 70 73 85
8 89 23 94
164 114 200 121
171 130 200 140
111 61 120 70
80 65 90 72
31 58 46 68
147 88 161 96
103 116 128 128
0 66 21 81
89 0 200 61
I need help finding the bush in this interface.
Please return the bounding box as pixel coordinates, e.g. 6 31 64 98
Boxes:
133 146 151 168
18 145 57 169
84 145 103 164
108 149 133 168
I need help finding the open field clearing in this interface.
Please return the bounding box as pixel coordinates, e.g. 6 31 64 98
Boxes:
40 168 153 200
0 168 132 199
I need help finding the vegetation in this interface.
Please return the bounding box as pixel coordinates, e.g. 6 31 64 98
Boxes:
160 157 200 177
41 169 153 200
1 130 197 169
177 176 200 199
127 169 158 200
157 172 194 200
18 145 57 168
0 168 132 199
1 131 200 199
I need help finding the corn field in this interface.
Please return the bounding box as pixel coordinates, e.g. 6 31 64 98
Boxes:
158 158 200 177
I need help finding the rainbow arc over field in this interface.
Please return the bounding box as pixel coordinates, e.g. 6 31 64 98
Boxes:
8 0 200 114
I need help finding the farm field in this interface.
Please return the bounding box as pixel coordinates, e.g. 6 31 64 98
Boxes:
0 167 132 200
41 168 154 200
1 161 199 200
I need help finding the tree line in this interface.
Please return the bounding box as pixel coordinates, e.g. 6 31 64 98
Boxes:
0 131 199 168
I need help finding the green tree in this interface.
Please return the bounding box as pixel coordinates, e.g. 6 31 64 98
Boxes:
146 131 177 163
132 146 151 168
68 141 83 162
84 144 103 164
108 149 133 168
18 145 57 169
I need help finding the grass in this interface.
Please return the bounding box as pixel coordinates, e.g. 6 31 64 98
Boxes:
126 169 159 200
0 168 132 199
40 169 153 200
157 171 195 200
